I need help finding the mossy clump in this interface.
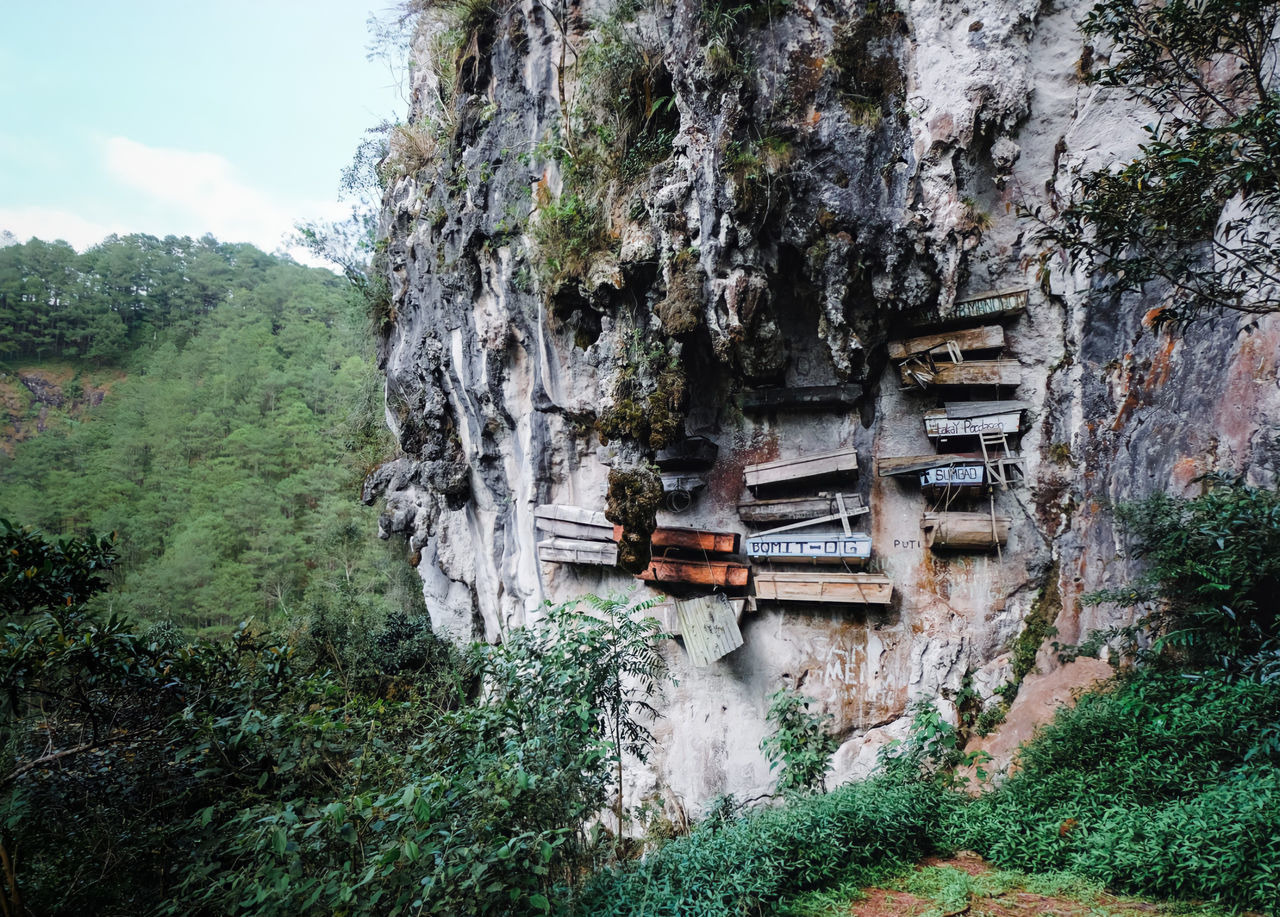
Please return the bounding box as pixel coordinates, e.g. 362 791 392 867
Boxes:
654 249 704 336
596 342 687 450
606 465 664 574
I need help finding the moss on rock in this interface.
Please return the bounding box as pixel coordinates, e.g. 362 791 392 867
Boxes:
606 465 664 574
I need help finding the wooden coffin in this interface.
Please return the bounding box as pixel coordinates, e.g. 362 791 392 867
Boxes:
744 448 858 491
923 401 1028 440
648 597 754 637
534 505 613 542
920 464 987 487
742 384 863 412
655 436 719 471
888 324 1004 362
922 512 1012 550
899 359 1022 388
637 557 750 587
674 594 744 667
737 492 867 526
613 525 739 554
744 531 871 563
908 288 1029 329
537 537 619 566
877 454 989 488
753 571 893 605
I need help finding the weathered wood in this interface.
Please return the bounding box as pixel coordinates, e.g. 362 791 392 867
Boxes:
534 505 614 542
753 571 893 605
924 406 1025 440
920 464 987 487
899 359 1022 388
922 512 1012 549
536 537 619 566
877 453 985 476
742 384 863 412
613 525 739 554
888 325 1004 361
744 448 859 491
637 558 750 587
655 436 719 471
648 597 754 637
908 288 1029 329
737 492 867 525
675 594 745 667
745 531 871 563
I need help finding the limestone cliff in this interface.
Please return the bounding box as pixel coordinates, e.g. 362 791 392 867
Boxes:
367 0 1280 816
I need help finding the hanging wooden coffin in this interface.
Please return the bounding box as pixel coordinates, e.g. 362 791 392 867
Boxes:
743 448 858 491
674 593 745 666
919 464 987 487
737 492 867 526
534 505 613 542
536 537 619 566
661 474 706 513
923 401 1028 440
899 359 1022 389
908 288 1029 329
744 531 871 563
888 324 1005 362
612 525 739 554
655 436 719 471
922 512 1012 550
753 571 893 605
742 384 863 412
637 558 750 587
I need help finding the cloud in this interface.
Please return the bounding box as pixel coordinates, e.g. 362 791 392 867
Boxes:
103 137 310 253
0 206 126 250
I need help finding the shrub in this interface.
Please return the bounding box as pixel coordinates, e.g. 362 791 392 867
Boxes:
759 688 837 793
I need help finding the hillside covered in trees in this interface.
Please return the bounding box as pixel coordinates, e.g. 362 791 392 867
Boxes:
0 234 418 637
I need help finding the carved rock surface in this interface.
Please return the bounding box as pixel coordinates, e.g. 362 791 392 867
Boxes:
370 0 1280 815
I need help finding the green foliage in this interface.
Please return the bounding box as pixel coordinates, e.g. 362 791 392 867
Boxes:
596 332 686 450
0 518 115 615
0 239 397 638
879 699 983 787
759 687 837 794
1085 477 1280 673
950 667 1280 913
573 778 952 916
1033 0 1280 322
529 190 612 292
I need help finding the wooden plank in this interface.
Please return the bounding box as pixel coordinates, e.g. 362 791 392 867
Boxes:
737 492 866 526
534 505 613 541
744 447 858 490
745 531 871 563
655 436 719 471
649 596 755 637
675 594 745 667
924 408 1024 440
888 324 1004 361
899 359 1022 388
877 453 985 476
637 557 750 587
612 525 740 554
937 400 1030 419
922 512 1011 549
908 288 1029 329
536 537 619 566
753 571 893 605
742 384 863 412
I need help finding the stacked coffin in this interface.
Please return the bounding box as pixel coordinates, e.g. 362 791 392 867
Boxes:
534 505 618 566
622 525 749 588
889 288 1027 391
739 448 892 605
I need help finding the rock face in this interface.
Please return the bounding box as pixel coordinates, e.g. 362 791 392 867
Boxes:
368 0 1280 815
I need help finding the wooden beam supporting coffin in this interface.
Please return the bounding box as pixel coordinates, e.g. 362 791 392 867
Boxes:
612 525 739 554
742 384 863 412
638 558 750 587
737 492 867 526
537 538 619 566
899 359 1022 389
744 448 858 491
922 512 1011 550
753 571 893 605
888 324 1004 361
534 505 613 542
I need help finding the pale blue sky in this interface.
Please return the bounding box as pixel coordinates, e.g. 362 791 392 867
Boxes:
0 1 408 256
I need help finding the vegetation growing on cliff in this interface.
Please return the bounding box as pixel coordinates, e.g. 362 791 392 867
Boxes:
1037 0 1280 322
